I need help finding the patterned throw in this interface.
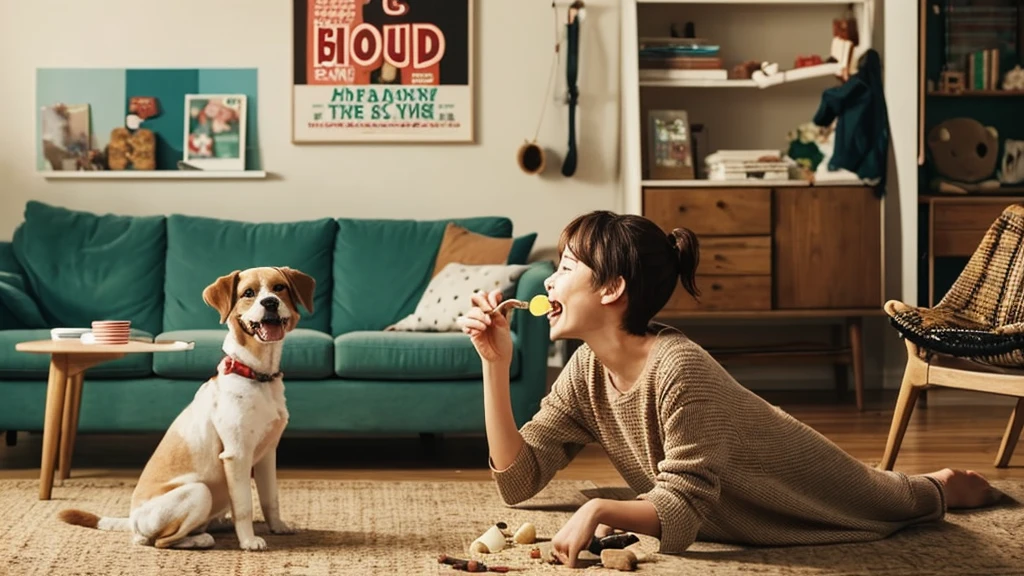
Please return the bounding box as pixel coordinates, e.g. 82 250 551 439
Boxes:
885 203 1024 368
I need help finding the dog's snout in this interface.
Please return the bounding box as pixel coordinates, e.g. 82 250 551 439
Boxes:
261 297 280 311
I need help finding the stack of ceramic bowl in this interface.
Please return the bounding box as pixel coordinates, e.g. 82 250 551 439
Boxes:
91 320 131 345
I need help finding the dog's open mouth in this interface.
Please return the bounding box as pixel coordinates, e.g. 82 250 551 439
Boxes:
247 317 288 342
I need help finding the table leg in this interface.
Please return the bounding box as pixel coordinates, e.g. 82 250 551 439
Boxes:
58 373 84 483
40 354 69 500
848 317 864 411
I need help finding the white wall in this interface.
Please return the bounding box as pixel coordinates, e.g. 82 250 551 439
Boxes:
0 0 623 253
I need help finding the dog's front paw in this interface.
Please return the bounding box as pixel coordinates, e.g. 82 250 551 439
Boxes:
269 520 296 535
239 536 267 551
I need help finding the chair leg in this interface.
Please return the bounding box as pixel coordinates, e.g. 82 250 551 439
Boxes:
848 317 864 411
5 430 15 446
880 365 924 471
995 397 1024 468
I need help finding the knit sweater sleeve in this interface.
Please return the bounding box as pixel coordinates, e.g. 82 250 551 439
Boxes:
637 349 732 554
490 348 596 505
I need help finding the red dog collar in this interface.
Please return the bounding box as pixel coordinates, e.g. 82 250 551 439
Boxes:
218 356 282 383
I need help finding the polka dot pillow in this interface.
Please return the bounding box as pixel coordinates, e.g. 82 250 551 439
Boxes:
386 263 531 332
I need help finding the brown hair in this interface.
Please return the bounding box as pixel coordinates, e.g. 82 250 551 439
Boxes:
557 211 700 335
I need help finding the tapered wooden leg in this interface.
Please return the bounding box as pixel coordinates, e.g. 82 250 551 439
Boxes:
40 355 69 500
58 373 84 483
5 430 15 446
995 397 1024 468
848 317 864 411
880 366 923 471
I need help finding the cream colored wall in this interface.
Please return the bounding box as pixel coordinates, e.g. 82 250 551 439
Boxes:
0 0 622 252
0 0 916 391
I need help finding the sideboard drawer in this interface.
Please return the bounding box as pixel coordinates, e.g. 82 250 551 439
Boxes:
664 275 771 312
698 236 771 275
644 188 771 236
933 202 1011 231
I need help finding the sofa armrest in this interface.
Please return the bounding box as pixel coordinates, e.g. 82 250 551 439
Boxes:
0 241 48 330
510 261 554 426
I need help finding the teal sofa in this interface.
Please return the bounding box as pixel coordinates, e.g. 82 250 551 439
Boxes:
0 201 552 436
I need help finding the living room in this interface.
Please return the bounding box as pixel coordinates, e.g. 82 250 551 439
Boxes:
2 0 1024 574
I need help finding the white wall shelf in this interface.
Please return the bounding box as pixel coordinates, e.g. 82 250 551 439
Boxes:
640 62 841 88
40 171 268 180
638 0 867 4
642 179 868 187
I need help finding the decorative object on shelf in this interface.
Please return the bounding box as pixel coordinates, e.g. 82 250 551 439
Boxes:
647 109 694 180
938 70 966 95
1004 65 1024 92
107 127 156 171
751 61 782 88
828 10 859 80
291 0 473 144
40 103 93 171
126 96 160 130
785 122 828 175
926 117 1001 194
517 0 562 177
998 139 1024 185
730 60 760 80
794 55 823 69
183 94 246 171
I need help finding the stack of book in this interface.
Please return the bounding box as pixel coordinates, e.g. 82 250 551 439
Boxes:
964 48 1004 91
638 37 727 82
705 150 792 182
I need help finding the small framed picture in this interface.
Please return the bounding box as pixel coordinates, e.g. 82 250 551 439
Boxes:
183 94 247 171
647 109 694 180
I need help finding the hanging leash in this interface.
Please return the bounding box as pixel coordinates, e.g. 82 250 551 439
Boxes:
561 0 584 177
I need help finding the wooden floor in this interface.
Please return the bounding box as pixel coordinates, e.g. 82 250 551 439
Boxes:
2 389 1022 485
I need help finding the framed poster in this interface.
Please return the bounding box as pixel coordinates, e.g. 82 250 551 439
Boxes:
647 109 694 180
184 94 247 171
292 0 474 143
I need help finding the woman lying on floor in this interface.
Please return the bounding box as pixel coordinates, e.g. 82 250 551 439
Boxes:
458 209 1001 567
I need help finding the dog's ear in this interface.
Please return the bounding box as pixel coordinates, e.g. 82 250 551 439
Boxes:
277 267 316 315
202 270 240 324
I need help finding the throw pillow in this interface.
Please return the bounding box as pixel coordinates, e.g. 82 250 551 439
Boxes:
431 222 513 278
508 232 538 265
388 263 531 332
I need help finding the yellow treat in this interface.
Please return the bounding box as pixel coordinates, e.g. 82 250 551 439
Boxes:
529 295 553 316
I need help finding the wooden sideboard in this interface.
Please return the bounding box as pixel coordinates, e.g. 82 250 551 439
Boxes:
643 185 886 410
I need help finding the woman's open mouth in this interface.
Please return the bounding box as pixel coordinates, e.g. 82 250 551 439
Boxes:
548 300 563 323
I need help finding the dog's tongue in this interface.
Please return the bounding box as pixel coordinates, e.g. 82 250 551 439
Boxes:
257 322 285 342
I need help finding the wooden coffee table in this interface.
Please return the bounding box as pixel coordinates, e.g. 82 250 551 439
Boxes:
14 339 194 500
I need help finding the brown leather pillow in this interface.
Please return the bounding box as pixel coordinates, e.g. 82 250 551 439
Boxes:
431 222 513 278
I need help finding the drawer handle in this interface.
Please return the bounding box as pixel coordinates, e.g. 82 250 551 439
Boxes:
714 254 726 262
716 200 727 209
677 205 687 213
711 283 723 291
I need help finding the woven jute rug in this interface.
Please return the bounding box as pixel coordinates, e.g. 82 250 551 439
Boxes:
1 478 1023 576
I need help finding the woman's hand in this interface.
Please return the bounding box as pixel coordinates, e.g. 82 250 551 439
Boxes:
551 499 604 568
457 289 514 366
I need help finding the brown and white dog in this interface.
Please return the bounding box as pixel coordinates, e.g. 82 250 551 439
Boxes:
58 266 315 551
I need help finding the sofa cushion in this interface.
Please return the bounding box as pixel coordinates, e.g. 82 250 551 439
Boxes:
332 216 512 335
153 329 334 379
387 263 530 332
11 201 167 335
334 331 521 380
163 214 336 334
431 222 513 277
508 233 538 265
0 329 155 379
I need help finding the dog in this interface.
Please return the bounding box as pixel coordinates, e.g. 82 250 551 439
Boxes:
58 266 315 551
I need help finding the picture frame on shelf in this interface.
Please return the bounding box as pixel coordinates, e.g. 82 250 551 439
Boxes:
183 94 247 171
647 109 694 180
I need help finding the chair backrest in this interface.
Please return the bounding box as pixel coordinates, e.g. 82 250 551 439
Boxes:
937 203 1024 329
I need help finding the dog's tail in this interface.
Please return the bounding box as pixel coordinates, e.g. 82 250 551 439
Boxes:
57 509 131 532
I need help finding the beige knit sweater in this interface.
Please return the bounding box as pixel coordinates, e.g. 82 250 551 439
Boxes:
491 327 945 553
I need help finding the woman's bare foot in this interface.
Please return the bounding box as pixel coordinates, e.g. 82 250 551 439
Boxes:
925 468 1002 509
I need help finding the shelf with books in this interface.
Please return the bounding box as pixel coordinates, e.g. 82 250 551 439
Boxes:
926 90 1024 98
639 62 841 88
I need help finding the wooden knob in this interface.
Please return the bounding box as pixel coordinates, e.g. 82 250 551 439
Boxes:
714 254 726 261
711 283 723 291
677 205 688 213
716 200 727 209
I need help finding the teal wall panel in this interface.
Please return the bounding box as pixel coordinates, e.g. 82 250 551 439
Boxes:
36 68 126 170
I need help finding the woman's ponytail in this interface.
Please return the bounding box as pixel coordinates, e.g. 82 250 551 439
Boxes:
669 227 700 300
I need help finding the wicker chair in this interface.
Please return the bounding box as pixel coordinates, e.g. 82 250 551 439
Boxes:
880 203 1024 470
